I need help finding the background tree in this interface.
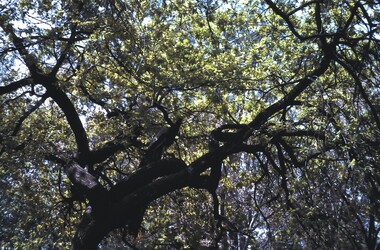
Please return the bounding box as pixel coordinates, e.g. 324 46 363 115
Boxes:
1 0 379 249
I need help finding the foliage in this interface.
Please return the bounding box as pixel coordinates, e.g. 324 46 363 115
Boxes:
1 0 379 249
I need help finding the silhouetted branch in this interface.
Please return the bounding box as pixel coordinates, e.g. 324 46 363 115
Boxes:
0 78 33 95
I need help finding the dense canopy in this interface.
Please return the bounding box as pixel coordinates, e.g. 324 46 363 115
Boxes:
1 0 379 249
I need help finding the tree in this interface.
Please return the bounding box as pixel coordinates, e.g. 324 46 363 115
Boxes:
1 0 379 249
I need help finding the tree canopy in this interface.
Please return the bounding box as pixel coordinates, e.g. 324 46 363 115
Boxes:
1 0 379 249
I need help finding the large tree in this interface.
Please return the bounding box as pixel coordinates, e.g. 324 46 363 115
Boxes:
1 0 379 249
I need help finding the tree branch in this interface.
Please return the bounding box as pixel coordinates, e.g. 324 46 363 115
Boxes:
1 14 90 159
287 1 318 16
109 158 187 202
248 42 334 131
334 56 380 131
0 17 39 74
50 23 79 76
0 78 33 95
43 79 90 157
11 94 48 136
264 0 304 41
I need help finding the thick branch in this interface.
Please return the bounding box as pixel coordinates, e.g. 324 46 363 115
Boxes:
0 18 39 73
109 158 187 201
43 80 90 156
72 131 268 248
248 44 334 130
65 160 104 194
72 145 237 248
85 142 125 165
1 13 90 157
211 124 249 142
72 163 191 248
245 2 337 135
314 0 322 33
0 78 33 95
71 209 110 250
